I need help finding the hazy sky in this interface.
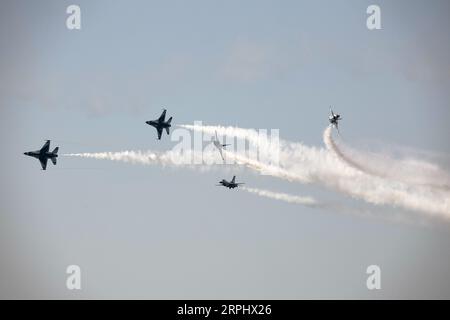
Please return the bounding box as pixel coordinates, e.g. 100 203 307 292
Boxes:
1 0 450 299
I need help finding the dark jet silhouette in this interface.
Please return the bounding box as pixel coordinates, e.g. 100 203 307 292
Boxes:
146 109 172 140
329 106 342 133
216 175 244 189
24 140 59 170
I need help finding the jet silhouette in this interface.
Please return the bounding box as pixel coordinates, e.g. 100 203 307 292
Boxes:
217 176 244 189
146 109 172 140
24 140 59 170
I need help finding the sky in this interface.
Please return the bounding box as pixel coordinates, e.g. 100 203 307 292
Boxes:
1 0 450 299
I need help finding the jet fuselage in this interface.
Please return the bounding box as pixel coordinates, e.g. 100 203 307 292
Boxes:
219 180 238 189
24 151 58 159
218 176 243 189
329 114 341 125
146 120 171 129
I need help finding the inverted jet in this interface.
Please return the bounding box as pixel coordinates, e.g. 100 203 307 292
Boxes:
24 140 59 170
146 109 172 140
329 106 342 132
212 131 230 161
216 175 244 189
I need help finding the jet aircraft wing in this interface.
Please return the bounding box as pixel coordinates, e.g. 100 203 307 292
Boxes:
218 147 224 161
40 158 48 170
158 109 166 122
157 127 163 140
40 140 50 153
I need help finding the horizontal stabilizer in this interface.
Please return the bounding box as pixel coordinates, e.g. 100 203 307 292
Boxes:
165 127 170 135
52 147 59 154
51 157 57 165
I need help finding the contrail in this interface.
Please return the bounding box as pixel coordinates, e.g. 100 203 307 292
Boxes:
240 186 432 226
323 126 450 190
64 125 450 219
227 151 310 183
64 151 162 165
63 150 224 171
63 149 301 181
181 123 450 219
64 149 325 208
242 186 318 206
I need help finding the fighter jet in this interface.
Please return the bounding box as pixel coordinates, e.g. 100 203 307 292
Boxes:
216 175 244 189
329 106 342 132
24 140 59 170
146 109 172 140
212 131 230 161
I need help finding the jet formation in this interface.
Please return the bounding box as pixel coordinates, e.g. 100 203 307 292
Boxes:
24 140 59 170
24 107 342 190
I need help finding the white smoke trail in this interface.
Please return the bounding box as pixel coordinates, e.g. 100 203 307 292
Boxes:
63 150 223 171
227 151 309 183
64 150 326 210
242 186 317 206
323 127 450 190
181 124 450 219
65 151 162 165
64 125 450 219
63 148 301 181
240 185 429 226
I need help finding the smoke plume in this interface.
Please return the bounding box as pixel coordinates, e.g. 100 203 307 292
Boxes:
181 124 450 219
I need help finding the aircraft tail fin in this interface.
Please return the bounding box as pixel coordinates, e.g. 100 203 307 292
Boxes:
231 176 236 183
165 127 170 135
51 157 57 165
52 147 59 154
167 117 172 124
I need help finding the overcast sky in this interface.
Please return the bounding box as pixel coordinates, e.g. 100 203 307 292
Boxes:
1 0 450 299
